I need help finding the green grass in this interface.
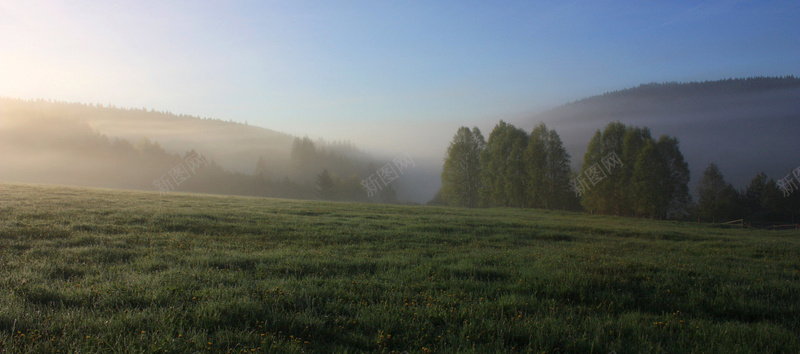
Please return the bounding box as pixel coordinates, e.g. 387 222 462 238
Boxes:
0 183 799 353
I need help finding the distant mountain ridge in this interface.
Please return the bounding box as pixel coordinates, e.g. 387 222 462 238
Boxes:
529 76 800 192
579 76 800 100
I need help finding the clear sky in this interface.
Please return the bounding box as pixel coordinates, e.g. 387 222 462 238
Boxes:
1 0 798 155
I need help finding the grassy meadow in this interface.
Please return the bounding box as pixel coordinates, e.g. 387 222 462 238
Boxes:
0 183 799 353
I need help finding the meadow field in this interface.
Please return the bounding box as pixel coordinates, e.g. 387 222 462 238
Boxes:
0 183 798 353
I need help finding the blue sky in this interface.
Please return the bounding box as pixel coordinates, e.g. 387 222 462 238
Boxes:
1 0 797 155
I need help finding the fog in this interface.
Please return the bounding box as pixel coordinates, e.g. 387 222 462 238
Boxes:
0 98 451 202
2 79 799 203
523 85 800 193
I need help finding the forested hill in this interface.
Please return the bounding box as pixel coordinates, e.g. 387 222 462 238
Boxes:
86 104 295 175
578 76 800 102
0 98 405 203
0 98 373 179
530 76 800 190
0 98 295 175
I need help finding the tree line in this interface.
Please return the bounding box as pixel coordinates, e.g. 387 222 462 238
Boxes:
288 136 399 203
0 100 395 203
438 120 800 223
695 164 800 224
440 121 580 210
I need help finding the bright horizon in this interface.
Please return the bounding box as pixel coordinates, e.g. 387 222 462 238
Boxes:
1 0 798 156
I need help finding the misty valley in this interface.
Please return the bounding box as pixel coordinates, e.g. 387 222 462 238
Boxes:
2 76 800 352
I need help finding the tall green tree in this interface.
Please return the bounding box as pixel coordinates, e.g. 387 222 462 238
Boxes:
580 122 626 214
525 124 548 208
579 130 604 212
505 129 529 208
620 126 653 215
580 122 690 219
632 140 669 218
255 156 268 176
339 175 369 202
655 136 691 218
441 126 486 207
316 168 336 200
481 121 529 207
290 136 316 168
697 163 740 222
743 172 786 222
743 172 769 217
546 129 580 210
526 123 575 210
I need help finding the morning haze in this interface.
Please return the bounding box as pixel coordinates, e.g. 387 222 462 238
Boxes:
1 0 800 352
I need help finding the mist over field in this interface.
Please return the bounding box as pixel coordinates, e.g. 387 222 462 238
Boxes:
2 1 800 351
3 77 799 204
530 79 800 191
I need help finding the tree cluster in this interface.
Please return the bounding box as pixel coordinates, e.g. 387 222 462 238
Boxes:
579 122 691 219
440 119 800 224
696 164 800 224
439 121 692 220
440 121 578 210
289 137 397 203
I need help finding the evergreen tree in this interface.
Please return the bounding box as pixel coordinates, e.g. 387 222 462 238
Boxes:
525 123 548 208
743 172 768 218
581 122 690 219
620 126 653 215
377 184 398 204
764 177 794 221
526 123 575 210
481 121 529 207
697 163 740 222
481 122 507 206
579 130 604 212
580 122 626 214
744 173 785 222
255 156 268 176
340 175 369 202
632 140 669 218
441 127 485 207
290 136 317 170
505 129 529 207
656 136 691 218
545 128 576 210
316 168 336 200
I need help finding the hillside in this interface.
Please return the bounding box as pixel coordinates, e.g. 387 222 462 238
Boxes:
0 98 296 176
1 183 798 351
0 98 405 202
529 76 800 190
3 76 799 203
